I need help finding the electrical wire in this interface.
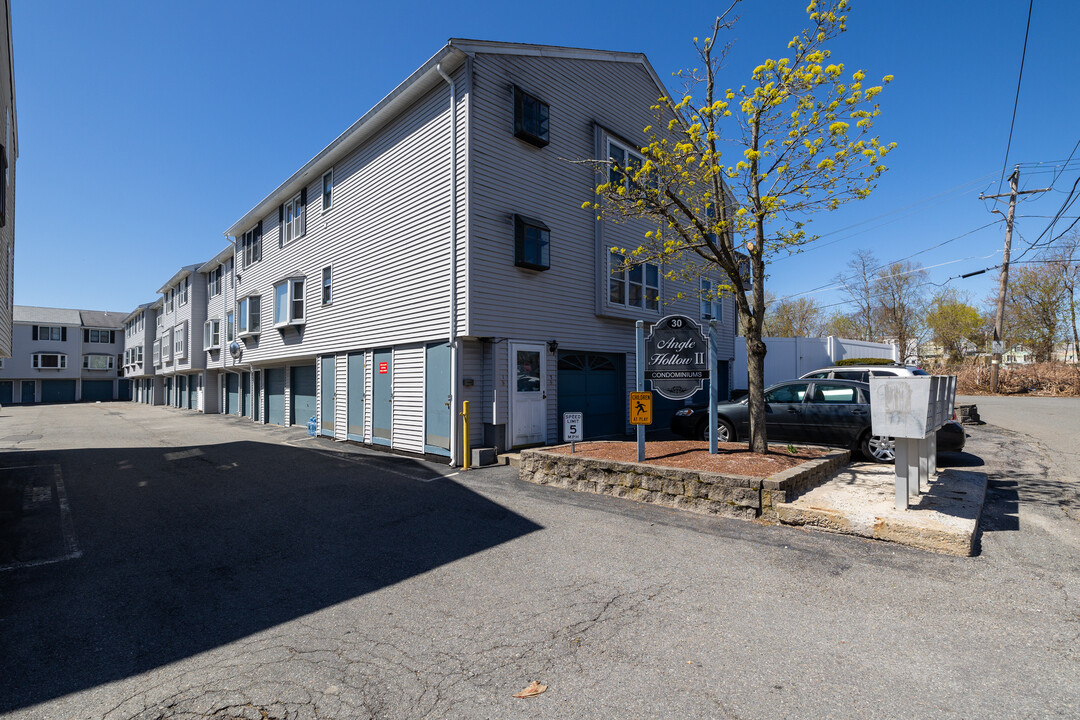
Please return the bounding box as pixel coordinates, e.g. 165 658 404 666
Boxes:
994 0 1035 198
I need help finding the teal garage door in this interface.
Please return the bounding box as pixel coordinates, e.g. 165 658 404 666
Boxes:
290 365 316 426
425 343 451 455
225 374 239 415
241 372 251 417
557 352 625 440
42 380 76 404
265 368 285 426
22 381 35 403
0 381 11 405
118 379 131 401
82 380 113 402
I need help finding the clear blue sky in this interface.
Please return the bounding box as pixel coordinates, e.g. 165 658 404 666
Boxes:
12 0 1080 316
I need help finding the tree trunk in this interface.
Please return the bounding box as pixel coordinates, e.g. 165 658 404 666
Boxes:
746 248 769 453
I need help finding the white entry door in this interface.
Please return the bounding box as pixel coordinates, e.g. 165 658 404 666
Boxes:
510 343 547 447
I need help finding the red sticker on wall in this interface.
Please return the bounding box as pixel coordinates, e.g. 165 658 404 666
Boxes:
379 362 388 374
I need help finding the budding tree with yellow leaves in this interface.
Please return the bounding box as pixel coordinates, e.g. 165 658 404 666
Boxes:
584 0 895 453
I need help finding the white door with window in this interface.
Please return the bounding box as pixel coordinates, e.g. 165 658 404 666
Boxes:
510 343 547 447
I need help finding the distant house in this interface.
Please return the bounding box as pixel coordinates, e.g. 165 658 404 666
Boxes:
0 306 126 403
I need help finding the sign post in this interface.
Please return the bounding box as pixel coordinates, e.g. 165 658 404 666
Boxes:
708 320 719 454
635 321 645 461
563 411 582 453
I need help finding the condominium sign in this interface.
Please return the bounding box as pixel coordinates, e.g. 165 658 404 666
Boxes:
645 314 708 400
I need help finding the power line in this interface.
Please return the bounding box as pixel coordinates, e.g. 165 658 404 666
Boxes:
994 0 1035 198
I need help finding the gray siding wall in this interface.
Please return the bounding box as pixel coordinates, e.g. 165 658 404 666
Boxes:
220 63 469 371
0 323 81 379
0 1 15 360
464 52 738 443
392 344 424 453
122 308 157 379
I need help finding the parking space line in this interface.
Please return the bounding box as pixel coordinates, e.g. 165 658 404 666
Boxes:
0 464 82 573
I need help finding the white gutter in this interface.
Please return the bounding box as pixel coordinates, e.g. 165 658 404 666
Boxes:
436 62 460 467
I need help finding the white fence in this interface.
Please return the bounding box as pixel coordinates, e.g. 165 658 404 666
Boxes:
734 336 899 390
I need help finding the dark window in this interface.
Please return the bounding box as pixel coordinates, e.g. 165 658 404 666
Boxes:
322 267 332 304
241 222 262 267
514 215 550 271
513 86 549 147
764 383 809 404
322 170 333 211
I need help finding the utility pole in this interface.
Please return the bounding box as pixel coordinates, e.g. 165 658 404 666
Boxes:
979 165 1050 393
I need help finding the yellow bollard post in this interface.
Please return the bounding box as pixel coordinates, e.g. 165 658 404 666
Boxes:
461 400 470 470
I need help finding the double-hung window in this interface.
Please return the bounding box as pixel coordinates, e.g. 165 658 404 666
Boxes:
514 215 550 271
153 340 161 366
34 325 64 341
178 276 188 306
700 278 723 322
204 320 221 349
208 266 221 297
83 354 114 371
85 329 114 344
513 86 549 147
137 347 143 363
32 353 67 369
174 324 186 359
273 278 305 327
609 251 660 311
607 138 646 191
240 222 262 267
227 312 235 342
281 192 306 246
238 296 261 336
322 170 333 211
322 267 332 305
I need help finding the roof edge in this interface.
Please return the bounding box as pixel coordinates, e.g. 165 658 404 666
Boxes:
224 44 467 237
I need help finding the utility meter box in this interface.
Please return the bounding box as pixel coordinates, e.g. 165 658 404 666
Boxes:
869 375 956 439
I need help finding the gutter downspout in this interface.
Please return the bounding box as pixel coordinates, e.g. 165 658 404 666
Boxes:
436 62 460 467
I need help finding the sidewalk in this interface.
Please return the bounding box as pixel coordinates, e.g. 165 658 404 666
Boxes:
775 462 987 556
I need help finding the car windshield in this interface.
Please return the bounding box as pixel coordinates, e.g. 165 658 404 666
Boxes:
911 368 930 376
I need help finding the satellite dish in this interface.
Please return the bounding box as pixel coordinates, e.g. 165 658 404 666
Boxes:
229 341 242 359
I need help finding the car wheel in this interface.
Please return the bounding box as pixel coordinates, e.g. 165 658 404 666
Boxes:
700 417 735 443
861 432 895 463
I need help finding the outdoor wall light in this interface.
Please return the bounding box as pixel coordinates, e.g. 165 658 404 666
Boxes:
547 339 558 353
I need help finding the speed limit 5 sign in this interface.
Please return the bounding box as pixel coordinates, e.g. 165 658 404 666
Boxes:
563 412 583 442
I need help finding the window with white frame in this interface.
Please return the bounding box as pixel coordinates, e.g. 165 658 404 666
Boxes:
322 170 333 211
85 329 114 343
163 329 173 362
227 312 234 341
83 354 115 371
137 346 143 363
608 251 659 311
274 278 305 326
32 353 67 369
208 266 221 297
153 340 161 366
174 324 186 359
165 289 174 314
240 223 262 267
322 267 332 304
178 276 189 306
281 192 306 246
238 296 261 335
204 319 221 349
34 325 64 341
156 314 162 329
607 138 644 190
699 278 724 322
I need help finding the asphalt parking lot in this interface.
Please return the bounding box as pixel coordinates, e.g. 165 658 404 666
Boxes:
1 402 1078 719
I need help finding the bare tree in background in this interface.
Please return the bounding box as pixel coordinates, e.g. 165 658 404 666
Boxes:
873 260 926 361
834 248 878 341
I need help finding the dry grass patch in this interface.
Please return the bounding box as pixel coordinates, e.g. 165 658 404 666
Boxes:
547 440 829 477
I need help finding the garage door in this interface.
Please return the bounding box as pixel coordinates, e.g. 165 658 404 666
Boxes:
0 381 11 405
290 365 316 426
557 352 625 439
82 380 113 402
225 374 238 415
118 379 132 401
42 380 76 404
265 368 285 426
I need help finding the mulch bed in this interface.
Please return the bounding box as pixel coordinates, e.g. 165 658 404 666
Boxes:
546 440 828 477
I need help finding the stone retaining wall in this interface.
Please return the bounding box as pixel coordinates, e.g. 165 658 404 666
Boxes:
519 446 850 521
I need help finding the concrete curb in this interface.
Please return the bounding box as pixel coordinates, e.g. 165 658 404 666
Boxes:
775 467 988 556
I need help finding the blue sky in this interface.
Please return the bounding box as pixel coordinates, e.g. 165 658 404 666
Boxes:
12 0 1080 316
